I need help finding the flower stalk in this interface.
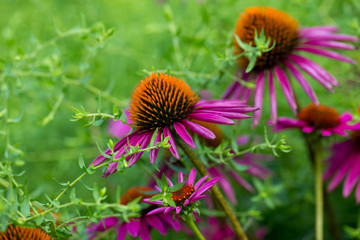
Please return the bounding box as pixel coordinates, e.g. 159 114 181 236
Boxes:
185 216 205 240
175 136 248 240
314 140 323 240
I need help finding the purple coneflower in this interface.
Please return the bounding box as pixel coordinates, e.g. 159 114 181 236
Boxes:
87 186 181 240
324 127 360 203
223 6 357 126
144 168 219 215
272 104 357 136
92 73 257 177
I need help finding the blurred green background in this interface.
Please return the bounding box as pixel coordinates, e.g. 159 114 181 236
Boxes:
1 0 360 239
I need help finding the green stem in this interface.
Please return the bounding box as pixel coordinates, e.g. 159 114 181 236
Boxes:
314 141 324 240
186 217 205 240
175 136 248 240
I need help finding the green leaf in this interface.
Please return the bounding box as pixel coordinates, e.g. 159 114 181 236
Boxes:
93 183 99 202
96 142 111 159
78 154 85 169
149 128 159 147
232 162 249 172
149 194 164 202
169 182 184 192
20 187 30 217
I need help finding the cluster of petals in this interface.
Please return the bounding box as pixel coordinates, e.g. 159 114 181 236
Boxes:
324 125 360 203
143 168 219 215
273 111 357 136
92 73 257 177
87 214 181 240
224 7 358 126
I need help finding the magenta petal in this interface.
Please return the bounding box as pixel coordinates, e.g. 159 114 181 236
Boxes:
159 214 181 232
164 207 174 214
284 60 319 104
150 129 162 164
274 66 297 114
299 30 358 42
176 206 182 214
296 46 357 64
191 195 207 202
300 26 338 33
178 172 184 183
126 220 140 237
188 113 235 125
356 182 360 203
228 171 255 192
128 132 152 167
147 207 168 215
194 175 209 190
163 127 179 159
173 122 196 148
288 54 336 88
139 220 151 240
343 153 360 197
194 177 219 197
303 40 355 50
273 117 306 131
187 168 196 186
253 71 265 127
181 120 215 139
268 70 277 124
117 223 127 240
145 215 166 235
222 81 241 99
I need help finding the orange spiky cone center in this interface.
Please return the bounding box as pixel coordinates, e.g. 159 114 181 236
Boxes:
171 184 195 206
0 225 53 240
129 73 199 131
234 6 299 71
120 186 155 205
297 104 340 129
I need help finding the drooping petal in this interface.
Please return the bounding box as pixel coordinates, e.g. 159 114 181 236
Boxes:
159 214 181 232
283 60 319 104
188 113 235 125
138 220 151 240
126 220 140 237
222 81 241 99
252 71 265 127
116 223 127 240
150 129 162 164
268 70 277 124
228 171 254 192
145 215 166 235
163 127 179 159
343 152 360 197
300 26 338 33
274 66 297 114
128 131 153 167
173 122 196 148
299 30 358 42
182 120 215 139
296 46 357 64
302 40 355 50
288 54 336 89
273 117 306 131
147 207 170 215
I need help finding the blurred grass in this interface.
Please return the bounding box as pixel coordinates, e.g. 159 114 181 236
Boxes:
1 0 360 239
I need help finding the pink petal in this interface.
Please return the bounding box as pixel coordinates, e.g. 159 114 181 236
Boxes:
253 71 265 127
274 66 297 115
163 127 179 159
181 120 215 139
173 122 196 148
296 46 356 64
268 70 277 124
